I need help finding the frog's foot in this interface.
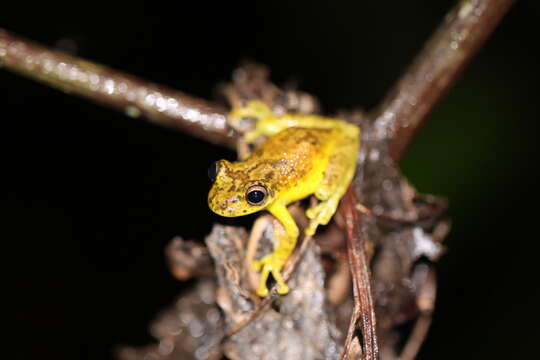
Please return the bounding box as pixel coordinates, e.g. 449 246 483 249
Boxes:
243 129 264 145
229 101 274 134
305 199 338 235
252 253 289 297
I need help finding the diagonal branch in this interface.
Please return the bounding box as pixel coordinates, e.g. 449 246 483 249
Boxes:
0 28 236 148
368 0 515 162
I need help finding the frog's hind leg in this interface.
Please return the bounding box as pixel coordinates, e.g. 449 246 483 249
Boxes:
305 131 359 236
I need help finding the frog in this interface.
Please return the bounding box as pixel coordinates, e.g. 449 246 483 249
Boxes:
208 100 360 297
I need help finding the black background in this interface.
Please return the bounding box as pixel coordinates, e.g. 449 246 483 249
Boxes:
3 1 539 359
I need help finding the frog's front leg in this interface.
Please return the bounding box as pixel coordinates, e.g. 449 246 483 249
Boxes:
253 203 298 297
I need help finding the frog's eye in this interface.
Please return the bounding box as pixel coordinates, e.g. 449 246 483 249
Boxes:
208 161 220 182
246 185 268 206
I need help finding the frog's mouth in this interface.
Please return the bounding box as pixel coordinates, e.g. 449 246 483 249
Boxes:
208 190 265 218
210 197 243 217
207 187 244 217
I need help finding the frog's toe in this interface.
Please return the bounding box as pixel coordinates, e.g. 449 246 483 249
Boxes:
314 202 336 224
276 283 289 295
244 130 261 144
252 254 288 297
305 207 335 236
256 286 270 297
252 259 263 271
305 222 318 236
318 210 333 225
270 268 289 295
306 204 323 220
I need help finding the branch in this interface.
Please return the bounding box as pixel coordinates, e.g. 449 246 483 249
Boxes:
340 188 378 360
368 0 515 161
0 0 513 155
0 28 236 148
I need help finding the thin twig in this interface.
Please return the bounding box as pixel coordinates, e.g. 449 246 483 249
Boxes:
398 264 437 360
368 0 515 161
398 315 433 360
0 28 236 148
340 188 378 360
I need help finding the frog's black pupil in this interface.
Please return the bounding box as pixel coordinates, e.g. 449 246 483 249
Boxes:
208 162 219 182
247 190 265 204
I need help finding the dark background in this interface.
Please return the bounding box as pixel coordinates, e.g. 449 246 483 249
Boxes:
3 1 539 359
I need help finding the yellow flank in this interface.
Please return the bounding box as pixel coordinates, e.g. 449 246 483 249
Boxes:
208 101 360 297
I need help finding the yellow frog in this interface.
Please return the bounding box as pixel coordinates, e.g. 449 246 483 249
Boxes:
208 101 360 296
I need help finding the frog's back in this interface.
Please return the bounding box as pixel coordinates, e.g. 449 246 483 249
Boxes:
246 127 335 199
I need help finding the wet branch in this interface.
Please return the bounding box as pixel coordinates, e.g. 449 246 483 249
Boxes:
368 0 515 161
0 28 235 148
0 0 513 158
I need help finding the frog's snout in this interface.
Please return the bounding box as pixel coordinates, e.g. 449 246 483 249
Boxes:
208 186 243 217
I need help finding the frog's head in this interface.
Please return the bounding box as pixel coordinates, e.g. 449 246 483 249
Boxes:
207 159 275 217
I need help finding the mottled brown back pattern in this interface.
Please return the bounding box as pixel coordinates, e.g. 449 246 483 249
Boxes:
244 128 335 191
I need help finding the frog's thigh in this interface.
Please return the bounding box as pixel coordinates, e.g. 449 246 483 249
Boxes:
315 134 358 201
